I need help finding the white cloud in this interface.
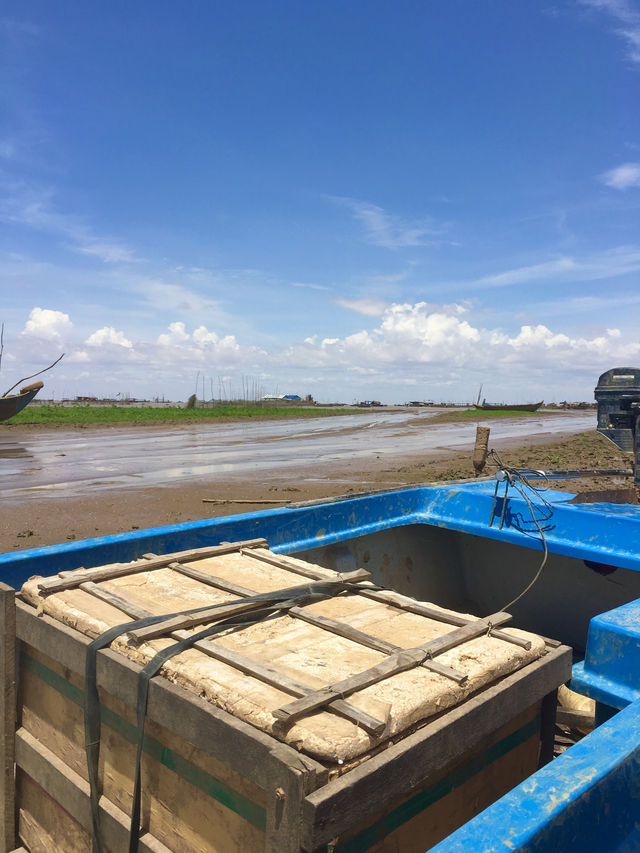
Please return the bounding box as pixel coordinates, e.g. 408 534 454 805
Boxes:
67 350 90 363
85 327 133 348
580 0 640 62
76 242 138 263
601 162 640 189
5 303 638 403
157 322 191 346
21 307 72 341
135 278 219 315
329 196 446 249
475 258 578 287
335 297 389 316
0 183 137 263
290 281 330 291
466 246 640 290
275 302 640 382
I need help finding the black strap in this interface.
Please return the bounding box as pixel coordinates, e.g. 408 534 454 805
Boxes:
84 579 360 851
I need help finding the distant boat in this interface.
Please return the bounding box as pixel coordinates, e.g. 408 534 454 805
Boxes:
0 381 44 423
473 399 543 412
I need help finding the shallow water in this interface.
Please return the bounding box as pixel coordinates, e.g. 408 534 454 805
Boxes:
0 410 595 502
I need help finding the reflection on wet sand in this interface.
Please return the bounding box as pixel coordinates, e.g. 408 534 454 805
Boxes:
0 410 595 503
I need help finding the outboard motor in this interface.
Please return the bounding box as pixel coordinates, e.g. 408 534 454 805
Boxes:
595 367 640 486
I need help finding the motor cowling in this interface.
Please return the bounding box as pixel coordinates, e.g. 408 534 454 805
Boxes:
595 367 640 485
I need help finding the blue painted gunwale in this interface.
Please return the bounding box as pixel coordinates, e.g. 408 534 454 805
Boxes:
3 481 640 591
430 697 640 853
4 479 640 852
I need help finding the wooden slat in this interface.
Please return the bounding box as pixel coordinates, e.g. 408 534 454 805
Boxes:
556 707 595 730
273 614 511 725
242 548 529 650
288 607 467 685
0 583 16 853
240 548 330 580
127 569 371 643
169 563 256 598
163 561 465 684
181 633 385 736
82 581 385 736
300 645 572 850
16 600 327 790
79 582 149 620
36 539 268 593
356 587 529 649
15 727 170 853
108 554 464 684
164 558 466 683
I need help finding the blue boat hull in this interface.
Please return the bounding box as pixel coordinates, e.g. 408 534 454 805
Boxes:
4 479 640 851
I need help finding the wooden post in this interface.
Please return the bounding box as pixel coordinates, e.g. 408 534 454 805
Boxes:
0 583 15 852
473 425 490 475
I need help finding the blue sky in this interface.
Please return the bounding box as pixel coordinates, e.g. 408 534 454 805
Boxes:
1 1 639 403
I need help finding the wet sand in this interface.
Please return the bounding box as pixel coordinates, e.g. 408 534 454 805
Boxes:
1 418 632 554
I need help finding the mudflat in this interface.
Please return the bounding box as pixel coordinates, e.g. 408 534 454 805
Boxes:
0 422 632 554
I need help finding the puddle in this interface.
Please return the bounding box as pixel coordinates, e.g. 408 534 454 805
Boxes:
0 411 595 504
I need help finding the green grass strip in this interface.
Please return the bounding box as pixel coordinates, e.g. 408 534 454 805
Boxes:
22 652 266 830
10 403 361 425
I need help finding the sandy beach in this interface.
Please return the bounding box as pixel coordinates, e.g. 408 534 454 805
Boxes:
0 417 633 554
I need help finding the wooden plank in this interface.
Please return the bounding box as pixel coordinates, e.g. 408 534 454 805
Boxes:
356 586 529 649
15 727 169 852
127 568 371 643
538 689 558 768
15 600 327 788
169 563 257 597
556 706 595 730
0 583 15 853
265 751 305 853
168 561 466 684
289 606 467 685
80 581 150 619
240 547 330 580
36 538 268 593
243 548 529 649
274 614 510 725
80 583 385 736
168 557 465 684
300 645 573 850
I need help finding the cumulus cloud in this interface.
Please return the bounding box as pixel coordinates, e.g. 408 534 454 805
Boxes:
7 304 638 403
153 322 262 368
21 307 72 341
601 162 640 189
85 327 133 348
157 321 191 346
275 302 639 380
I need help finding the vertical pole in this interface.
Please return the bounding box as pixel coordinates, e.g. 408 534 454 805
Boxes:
634 411 640 488
538 689 557 768
0 583 15 852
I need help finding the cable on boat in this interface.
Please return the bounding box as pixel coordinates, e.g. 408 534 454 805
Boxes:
487 449 552 617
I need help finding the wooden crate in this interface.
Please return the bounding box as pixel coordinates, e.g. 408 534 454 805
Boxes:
2 541 572 852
